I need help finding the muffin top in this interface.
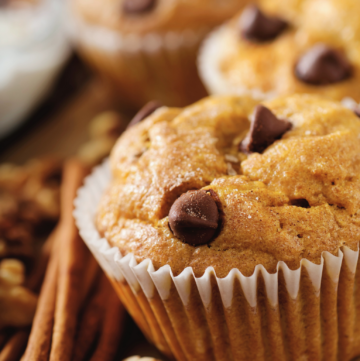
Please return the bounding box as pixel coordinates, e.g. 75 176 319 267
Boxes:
199 1 360 102
258 0 305 25
301 0 360 44
97 94 360 278
71 0 250 35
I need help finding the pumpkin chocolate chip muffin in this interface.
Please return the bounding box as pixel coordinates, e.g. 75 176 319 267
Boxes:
75 93 360 361
198 1 360 104
97 94 360 278
69 0 251 109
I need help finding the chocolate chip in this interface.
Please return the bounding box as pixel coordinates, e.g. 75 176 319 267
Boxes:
355 107 360 118
168 190 219 246
239 105 292 154
123 0 156 14
295 44 352 85
123 0 157 14
239 5 287 42
127 100 162 129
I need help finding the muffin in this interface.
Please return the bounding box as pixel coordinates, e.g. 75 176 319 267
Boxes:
68 0 251 109
301 0 360 44
198 1 360 105
75 94 360 361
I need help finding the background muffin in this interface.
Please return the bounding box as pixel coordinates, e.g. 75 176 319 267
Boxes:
198 0 360 103
69 0 251 109
76 93 360 361
302 0 360 44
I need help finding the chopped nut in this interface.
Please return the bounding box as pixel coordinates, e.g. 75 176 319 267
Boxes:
77 138 117 167
0 157 61 264
0 259 24 285
34 187 60 220
0 164 28 192
77 110 125 167
225 154 239 163
227 163 237 176
0 259 37 329
88 111 123 139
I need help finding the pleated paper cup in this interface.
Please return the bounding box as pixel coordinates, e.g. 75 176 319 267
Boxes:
74 160 360 361
68 12 208 109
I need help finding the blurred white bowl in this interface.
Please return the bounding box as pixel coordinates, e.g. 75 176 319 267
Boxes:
0 0 70 139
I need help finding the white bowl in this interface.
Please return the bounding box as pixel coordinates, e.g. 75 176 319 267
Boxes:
0 0 70 139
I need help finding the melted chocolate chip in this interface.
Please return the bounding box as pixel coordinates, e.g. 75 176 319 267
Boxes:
127 100 162 129
168 190 219 246
295 44 352 85
239 5 287 42
239 105 292 154
123 0 156 14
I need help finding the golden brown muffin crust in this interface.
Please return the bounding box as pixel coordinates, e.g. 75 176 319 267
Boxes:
204 0 360 102
218 18 360 101
97 95 360 277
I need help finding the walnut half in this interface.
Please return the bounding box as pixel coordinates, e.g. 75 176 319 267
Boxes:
0 259 38 329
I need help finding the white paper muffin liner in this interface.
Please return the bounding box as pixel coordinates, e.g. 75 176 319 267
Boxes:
74 160 360 361
68 14 207 54
67 10 209 108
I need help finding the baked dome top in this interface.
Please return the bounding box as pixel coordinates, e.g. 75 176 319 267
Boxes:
200 1 360 102
97 94 360 277
301 0 360 44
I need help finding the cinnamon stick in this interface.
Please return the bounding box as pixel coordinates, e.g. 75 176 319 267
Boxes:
78 255 101 307
15 158 126 361
2 212 59 361
21 252 58 361
49 159 91 361
0 329 29 361
25 228 57 293
23 159 89 361
90 277 125 361
72 272 110 361
0 333 8 352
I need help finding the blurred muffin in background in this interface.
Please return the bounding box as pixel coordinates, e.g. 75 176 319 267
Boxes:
198 0 360 105
68 0 252 109
258 0 305 25
301 0 360 44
